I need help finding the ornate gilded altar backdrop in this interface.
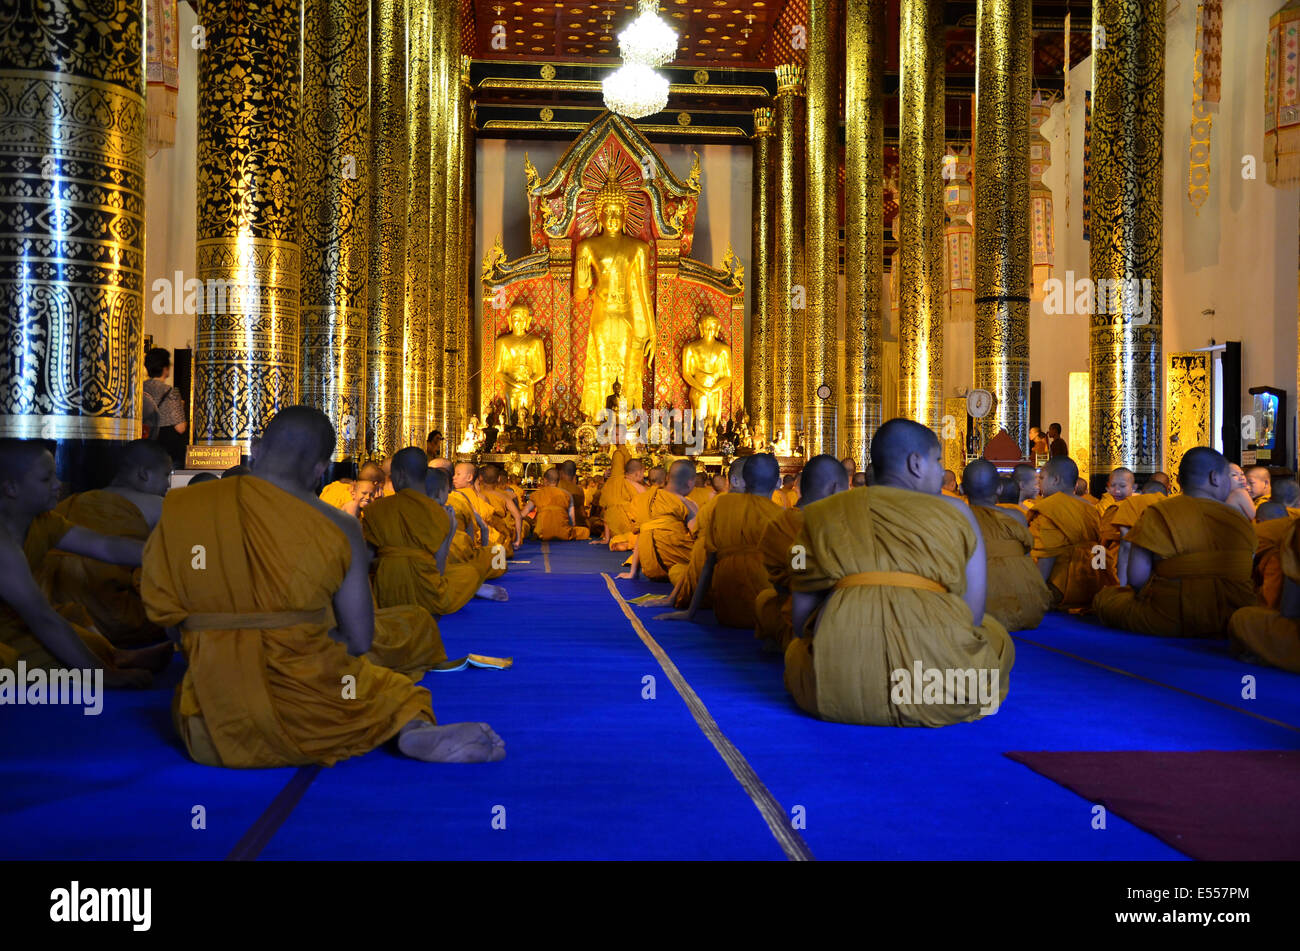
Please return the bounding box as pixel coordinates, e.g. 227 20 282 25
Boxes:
480 113 744 423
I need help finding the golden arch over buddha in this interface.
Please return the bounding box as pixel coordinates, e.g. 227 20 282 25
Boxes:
574 175 656 420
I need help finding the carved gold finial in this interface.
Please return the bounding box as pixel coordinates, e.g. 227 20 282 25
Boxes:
591 173 630 213
753 106 775 136
775 63 806 94
687 150 701 191
482 235 507 282
722 243 744 289
523 152 539 190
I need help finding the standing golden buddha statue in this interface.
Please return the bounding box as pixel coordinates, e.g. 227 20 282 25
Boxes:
574 176 656 420
680 313 732 432
495 303 547 425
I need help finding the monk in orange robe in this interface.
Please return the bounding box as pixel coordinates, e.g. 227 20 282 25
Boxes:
753 455 848 649
320 461 383 515
963 459 1050 632
941 469 964 502
363 448 506 623
0 440 171 685
453 462 513 557
784 419 1012 726
1245 465 1272 508
1103 480 1166 583
1028 456 1111 610
670 458 745 610
1251 501 1295 609
477 464 524 549
686 472 715 511
771 473 800 509
522 468 591 540
598 440 640 544
1094 448 1256 637
39 440 172 647
617 459 698 583
1229 518 1300 672
450 462 508 577
660 454 784 629
556 460 589 532
141 407 504 767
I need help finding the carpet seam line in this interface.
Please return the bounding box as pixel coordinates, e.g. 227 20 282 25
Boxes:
225 764 322 861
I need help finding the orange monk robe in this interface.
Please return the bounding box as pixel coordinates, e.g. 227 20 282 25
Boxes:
699 493 784 628
1 511 121 672
447 489 506 580
558 476 588 529
754 507 803 647
40 490 163 646
1096 493 1118 517
1229 521 1300 672
362 490 485 617
771 487 799 509
687 486 715 511
141 477 437 767
634 488 695 582
319 480 354 509
671 494 715 609
460 487 512 557
1100 493 1164 568
608 481 648 552
997 501 1031 518
969 505 1050 632
529 485 591 540
785 486 1013 726
941 489 967 503
1093 495 1256 637
482 487 523 548
1028 492 1113 610
599 447 635 538
1254 515 1300 608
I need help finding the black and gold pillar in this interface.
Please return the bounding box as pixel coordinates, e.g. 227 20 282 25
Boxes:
435 0 464 437
300 0 371 465
1090 0 1164 478
773 63 807 447
897 0 945 432
0 0 145 487
404 0 432 447
805 0 841 456
194 0 302 450
843 0 885 467
750 106 776 436
455 55 474 428
367 0 407 457
973 0 1032 448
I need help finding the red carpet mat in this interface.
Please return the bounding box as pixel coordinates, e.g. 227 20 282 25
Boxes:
1004 750 1300 861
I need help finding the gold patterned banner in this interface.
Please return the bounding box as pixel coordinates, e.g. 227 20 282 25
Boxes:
1188 1 1221 212
1166 352 1209 488
146 0 178 151
1265 0 1300 187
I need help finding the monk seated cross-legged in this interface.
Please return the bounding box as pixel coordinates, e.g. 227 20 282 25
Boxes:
617 459 698 584
783 419 1013 726
448 462 507 580
1096 467 1136 566
522 468 591 541
141 407 505 767
686 471 715 511
670 457 744 611
753 454 848 650
40 439 173 647
659 453 784 629
556 460 589 534
320 461 384 516
597 436 645 547
363 449 507 621
1028 456 1113 611
962 459 1051 632
1104 479 1168 584
1093 447 1256 638
477 464 524 551
0 439 171 685
1229 516 1300 672
1250 501 1296 609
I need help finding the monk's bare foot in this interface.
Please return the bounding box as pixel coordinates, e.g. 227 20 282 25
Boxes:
115 642 173 673
474 583 508 601
397 721 505 762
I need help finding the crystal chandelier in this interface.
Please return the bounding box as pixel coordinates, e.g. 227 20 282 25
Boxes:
603 0 676 120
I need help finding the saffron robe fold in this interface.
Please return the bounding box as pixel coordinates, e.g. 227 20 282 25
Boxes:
786 487 1012 726
558 476 588 528
970 504 1051 632
1093 495 1256 637
141 476 435 768
1229 520 1300 672
599 447 636 539
1 511 120 672
448 489 506 579
699 493 784 628
362 490 485 617
319 480 354 509
1100 493 1162 569
634 488 694 582
1029 492 1112 609
41 490 163 646
672 494 716 609
529 486 590 540
686 486 714 510
754 507 803 647
1253 515 1298 608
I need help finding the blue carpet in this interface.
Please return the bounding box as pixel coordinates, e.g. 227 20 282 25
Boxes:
4 537 1297 859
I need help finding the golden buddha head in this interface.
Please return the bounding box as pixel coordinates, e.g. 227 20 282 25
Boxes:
507 303 531 334
697 314 722 341
592 176 630 236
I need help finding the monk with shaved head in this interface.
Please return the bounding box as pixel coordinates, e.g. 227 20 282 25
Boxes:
41 439 174 647
784 419 1013 726
618 459 698 583
447 461 506 579
478 464 524 549
671 456 747 611
962 459 1050 632
1028 455 1112 610
1103 477 1168 584
363 446 506 621
522 468 591 540
754 454 848 649
320 460 384 516
604 458 648 550
1245 465 1271 506
555 459 589 532
142 408 504 765
1095 447 1255 637
0 439 169 685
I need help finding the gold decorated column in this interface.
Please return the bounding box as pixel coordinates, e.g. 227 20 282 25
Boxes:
1089 0 1164 479
0 0 145 488
194 0 302 450
750 107 776 435
773 63 807 447
300 0 371 464
805 0 841 456
843 0 885 467
435 0 465 436
897 0 945 432
366 0 407 456
456 56 474 426
404 0 432 447
973 0 1031 448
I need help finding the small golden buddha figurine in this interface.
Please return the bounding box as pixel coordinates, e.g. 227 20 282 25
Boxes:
495 303 547 425
680 314 732 432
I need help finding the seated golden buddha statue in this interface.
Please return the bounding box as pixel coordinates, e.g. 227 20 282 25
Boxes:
495 303 547 425
575 176 656 420
681 314 732 432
